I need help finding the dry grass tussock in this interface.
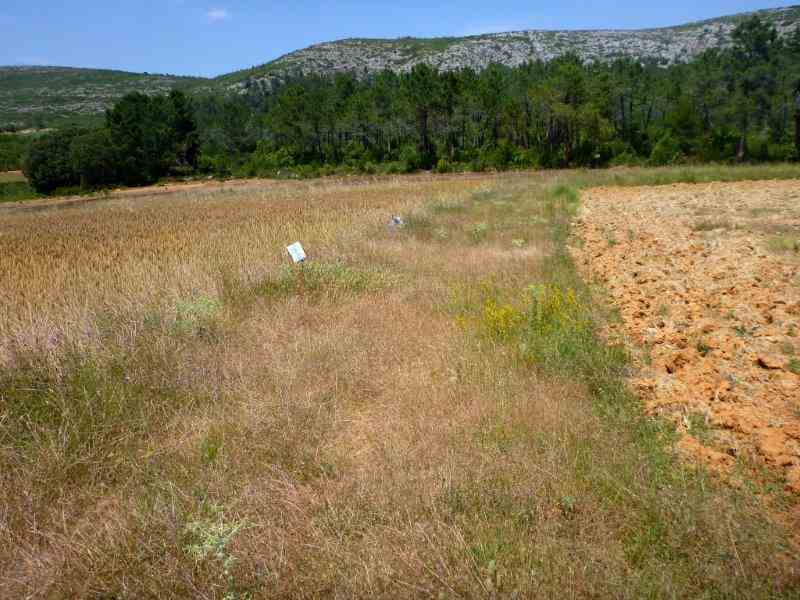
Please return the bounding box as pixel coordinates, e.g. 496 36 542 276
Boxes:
2 166 800 598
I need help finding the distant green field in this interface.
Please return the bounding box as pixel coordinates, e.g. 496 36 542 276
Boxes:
0 170 25 182
0 181 37 202
0 169 37 202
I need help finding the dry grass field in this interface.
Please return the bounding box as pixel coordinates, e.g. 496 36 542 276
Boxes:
2 166 800 598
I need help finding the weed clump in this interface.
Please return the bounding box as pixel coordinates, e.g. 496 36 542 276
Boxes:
517 282 616 379
767 235 800 253
789 358 800 375
183 504 248 598
174 296 222 335
470 221 490 243
481 299 523 340
257 262 389 300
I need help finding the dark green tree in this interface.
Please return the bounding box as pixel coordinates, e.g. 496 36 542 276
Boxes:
23 129 81 193
70 128 119 188
402 64 442 168
106 92 176 184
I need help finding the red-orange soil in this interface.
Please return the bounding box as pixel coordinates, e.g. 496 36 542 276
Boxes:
575 180 800 491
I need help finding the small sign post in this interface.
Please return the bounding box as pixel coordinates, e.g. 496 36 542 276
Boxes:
286 242 307 264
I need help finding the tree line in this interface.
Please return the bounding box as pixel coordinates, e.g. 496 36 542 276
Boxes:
23 15 800 193
23 91 198 193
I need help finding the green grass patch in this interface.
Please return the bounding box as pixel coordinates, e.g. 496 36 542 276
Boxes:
174 296 223 337
767 235 800 253
469 221 490 243
0 170 26 182
788 358 800 376
0 338 198 491
254 262 391 301
0 180 39 202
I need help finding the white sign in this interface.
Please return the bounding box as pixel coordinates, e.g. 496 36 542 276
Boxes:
286 242 307 264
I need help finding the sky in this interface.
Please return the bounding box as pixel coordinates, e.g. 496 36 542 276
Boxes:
0 1 795 78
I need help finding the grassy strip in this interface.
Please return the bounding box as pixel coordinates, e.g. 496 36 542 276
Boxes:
454 174 798 596
570 163 800 187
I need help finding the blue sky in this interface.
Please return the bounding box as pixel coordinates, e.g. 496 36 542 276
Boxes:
0 1 794 77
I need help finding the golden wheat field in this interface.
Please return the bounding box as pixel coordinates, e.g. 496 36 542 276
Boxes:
2 168 800 598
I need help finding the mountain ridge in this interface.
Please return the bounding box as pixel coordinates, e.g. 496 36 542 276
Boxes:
3 5 800 127
218 5 800 90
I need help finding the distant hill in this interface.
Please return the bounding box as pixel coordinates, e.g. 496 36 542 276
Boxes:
0 67 207 129
3 5 800 127
218 5 800 91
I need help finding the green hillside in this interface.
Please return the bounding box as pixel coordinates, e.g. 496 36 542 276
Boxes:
0 66 208 129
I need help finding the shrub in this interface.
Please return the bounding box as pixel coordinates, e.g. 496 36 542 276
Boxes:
435 158 453 173
470 157 487 172
342 140 376 168
746 133 770 162
479 141 515 171
649 133 682 166
767 142 797 162
399 145 421 172
519 283 594 370
607 141 642 166
512 148 539 168
291 164 322 179
379 161 406 175
698 128 739 162
609 151 642 167
482 299 523 340
197 152 232 177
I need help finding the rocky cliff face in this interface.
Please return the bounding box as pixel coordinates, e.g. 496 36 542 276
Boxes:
220 5 800 91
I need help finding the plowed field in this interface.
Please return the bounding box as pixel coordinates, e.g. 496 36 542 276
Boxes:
575 180 800 490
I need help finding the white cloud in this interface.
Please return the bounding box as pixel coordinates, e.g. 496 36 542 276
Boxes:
206 8 230 23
